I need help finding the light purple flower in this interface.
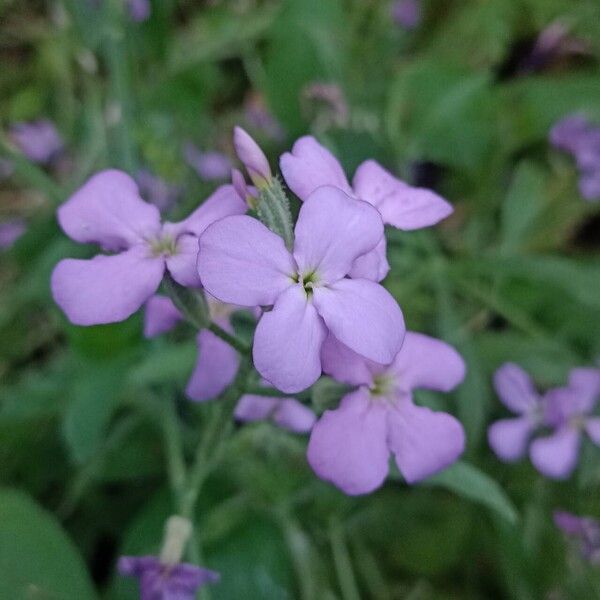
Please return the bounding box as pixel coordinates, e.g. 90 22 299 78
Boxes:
9 120 63 165
391 0 422 30
307 332 465 495
554 511 600 564
550 115 590 153
118 555 219 600
183 143 232 182
136 170 181 212
233 126 272 186
488 363 546 462
127 0 151 22
144 294 240 402
530 368 600 479
198 185 405 393
244 94 285 142
235 394 316 433
0 219 26 250
280 136 453 281
51 170 246 326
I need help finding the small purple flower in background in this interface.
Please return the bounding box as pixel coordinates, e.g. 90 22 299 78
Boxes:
391 0 422 30
9 120 64 165
0 219 26 250
118 555 219 600
126 0 151 22
488 363 546 462
136 169 181 212
301 82 349 129
198 185 405 393
244 93 285 142
530 368 600 479
235 393 316 433
554 511 600 564
51 170 246 326
307 332 465 495
280 137 453 282
550 115 600 201
183 143 232 182
144 295 240 402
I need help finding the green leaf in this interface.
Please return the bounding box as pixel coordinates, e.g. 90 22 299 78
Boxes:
0 489 97 599
423 461 518 525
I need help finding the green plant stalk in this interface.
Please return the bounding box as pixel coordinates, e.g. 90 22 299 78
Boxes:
256 178 295 250
329 518 362 600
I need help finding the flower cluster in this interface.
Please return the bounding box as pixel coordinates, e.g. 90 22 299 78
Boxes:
488 363 600 479
550 114 600 201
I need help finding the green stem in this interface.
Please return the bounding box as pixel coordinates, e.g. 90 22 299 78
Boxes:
160 399 188 501
329 518 361 600
208 322 251 355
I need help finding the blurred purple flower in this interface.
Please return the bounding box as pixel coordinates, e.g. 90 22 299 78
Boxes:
136 170 181 212
488 363 547 462
144 294 240 402
0 219 26 250
183 143 231 182
235 394 316 433
118 555 219 600
198 185 405 393
280 136 453 282
9 120 63 165
51 170 246 326
554 511 600 564
301 82 349 129
307 332 465 495
127 0 151 22
391 0 422 30
244 94 285 142
530 368 600 479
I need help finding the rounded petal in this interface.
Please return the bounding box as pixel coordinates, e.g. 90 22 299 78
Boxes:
253 286 327 393
235 395 279 422
493 363 540 414
57 170 161 251
164 184 246 238
274 399 317 433
293 187 384 284
387 398 465 483
544 386 588 427
166 234 202 288
186 328 239 402
348 237 390 282
320 333 381 386
390 332 465 392
51 247 164 325
585 417 600 446
488 416 533 462
143 295 182 337
567 367 600 414
554 511 588 536
352 160 453 230
198 215 295 306
307 389 389 495
312 278 404 365
530 428 581 479
279 136 352 200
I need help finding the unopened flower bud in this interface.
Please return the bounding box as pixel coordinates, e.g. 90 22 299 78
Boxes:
233 126 272 188
231 168 258 209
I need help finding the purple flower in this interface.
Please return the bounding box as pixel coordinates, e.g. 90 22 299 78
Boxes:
301 82 349 129
244 94 285 142
488 363 546 462
554 511 600 564
280 137 453 281
9 120 63 165
231 168 258 207
198 185 405 393
118 556 219 600
530 368 600 479
550 115 590 153
51 170 246 326
233 126 272 187
144 295 240 402
183 143 232 182
391 0 422 30
235 394 316 433
127 0 151 22
0 219 26 250
136 170 181 212
307 332 466 495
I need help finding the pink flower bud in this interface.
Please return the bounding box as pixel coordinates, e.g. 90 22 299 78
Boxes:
231 168 258 209
233 126 272 187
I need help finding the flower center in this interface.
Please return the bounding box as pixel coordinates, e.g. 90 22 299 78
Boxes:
292 270 320 297
149 235 178 257
370 373 395 397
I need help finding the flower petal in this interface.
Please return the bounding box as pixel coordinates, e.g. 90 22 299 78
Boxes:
143 295 182 337
253 286 327 393
567 367 600 414
530 428 581 479
166 234 202 288
390 332 465 392
348 237 390 282
51 247 164 325
164 184 246 238
488 416 533 462
186 326 239 402
320 333 381 386
279 136 352 200
235 395 279 422
198 215 295 306
493 363 540 414
57 170 161 251
293 186 383 283
352 160 453 230
387 398 465 483
274 399 317 433
307 389 389 495
312 278 404 365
